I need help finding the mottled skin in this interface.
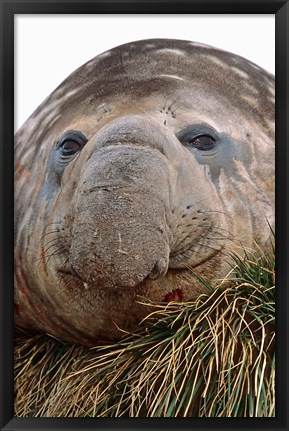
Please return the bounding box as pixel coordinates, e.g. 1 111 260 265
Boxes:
14 39 275 346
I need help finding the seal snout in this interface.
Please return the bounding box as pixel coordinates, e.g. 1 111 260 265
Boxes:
69 143 172 289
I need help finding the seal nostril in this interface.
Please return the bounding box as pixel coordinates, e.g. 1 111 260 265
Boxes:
148 257 168 280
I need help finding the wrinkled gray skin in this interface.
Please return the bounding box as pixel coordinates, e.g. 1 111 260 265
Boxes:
14 39 275 346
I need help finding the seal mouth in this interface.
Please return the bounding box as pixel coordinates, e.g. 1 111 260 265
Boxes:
58 246 223 290
58 263 169 290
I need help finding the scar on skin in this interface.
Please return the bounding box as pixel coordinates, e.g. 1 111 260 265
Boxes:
163 288 183 302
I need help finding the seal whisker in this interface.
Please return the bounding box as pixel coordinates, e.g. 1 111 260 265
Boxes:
198 209 232 219
206 235 233 242
35 241 67 271
160 95 172 111
201 233 244 259
42 239 65 255
206 229 234 242
203 227 231 240
40 222 63 243
171 196 212 214
191 237 225 255
38 231 61 248
170 222 206 250
169 100 184 116
207 227 240 245
182 246 226 272
42 222 62 234
209 225 234 235
45 247 68 266
41 236 64 250
42 221 62 230
40 230 61 240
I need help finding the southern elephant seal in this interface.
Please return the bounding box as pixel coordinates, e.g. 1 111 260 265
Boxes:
15 39 275 346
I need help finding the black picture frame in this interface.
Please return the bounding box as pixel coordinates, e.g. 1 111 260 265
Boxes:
1 1 288 430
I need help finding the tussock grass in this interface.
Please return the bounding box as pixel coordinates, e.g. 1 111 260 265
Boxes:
14 244 275 417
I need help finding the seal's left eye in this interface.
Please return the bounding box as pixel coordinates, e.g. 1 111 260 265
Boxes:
57 131 87 157
176 124 219 152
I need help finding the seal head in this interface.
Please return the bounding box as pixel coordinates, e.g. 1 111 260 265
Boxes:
15 39 274 345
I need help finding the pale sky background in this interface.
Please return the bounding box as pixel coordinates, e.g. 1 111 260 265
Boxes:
14 14 275 131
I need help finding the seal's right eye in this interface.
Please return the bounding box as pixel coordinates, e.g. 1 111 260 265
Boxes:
187 135 216 151
57 131 87 159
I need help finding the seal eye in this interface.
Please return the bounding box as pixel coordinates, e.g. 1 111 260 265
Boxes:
176 124 218 152
57 131 87 158
187 135 216 151
60 140 82 156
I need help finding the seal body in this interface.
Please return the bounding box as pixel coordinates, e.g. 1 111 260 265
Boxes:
14 39 275 345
